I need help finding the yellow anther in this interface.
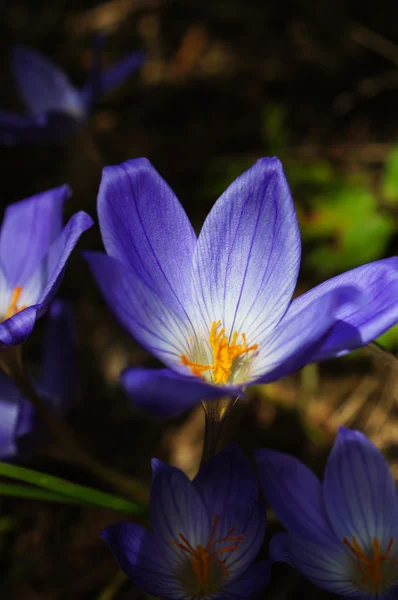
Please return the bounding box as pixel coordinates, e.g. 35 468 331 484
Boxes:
3 287 26 321
181 321 258 385
171 514 244 594
343 535 398 587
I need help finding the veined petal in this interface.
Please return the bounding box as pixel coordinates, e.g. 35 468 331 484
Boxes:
222 501 266 579
221 560 270 599
192 157 300 341
21 211 93 310
38 300 76 413
288 535 363 597
0 305 38 348
323 427 398 550
97 158 196 321
255 449 335 545
121 367 230 417
292 257 398 362
150 459 211 560
11 46 85 119
101 522 186 599
86 253 194 368
0 185 70 287
251 286 363 382
193 444 259 514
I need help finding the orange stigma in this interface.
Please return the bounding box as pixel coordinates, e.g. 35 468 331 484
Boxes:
343 535 398 588
181 320 258 384
171 514 244 594
3 287 26 321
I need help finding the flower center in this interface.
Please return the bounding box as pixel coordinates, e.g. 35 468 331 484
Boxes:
343 535 398 593
180 320 258 385
171 514 245 595
2 287 26 322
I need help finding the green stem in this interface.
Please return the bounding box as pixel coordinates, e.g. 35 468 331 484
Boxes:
0 462 144 513
200 396 238 467
97 571 128 600
0 346 149 505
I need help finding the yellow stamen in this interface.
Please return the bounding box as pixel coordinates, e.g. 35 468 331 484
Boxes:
343 535 398 587
3 287 26 321
181 320 258 385
171 514 244 593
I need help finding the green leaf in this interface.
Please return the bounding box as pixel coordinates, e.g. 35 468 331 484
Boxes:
300 174 394 274
382 145 398 205
0 483 93 505
0 462 145 514
376 324 398 351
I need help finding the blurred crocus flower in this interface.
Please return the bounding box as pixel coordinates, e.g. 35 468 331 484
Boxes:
0 43 145 144
86 157 398 417
0 299 75 459
255 427 398 598
102 444 268 599
0 185 92 347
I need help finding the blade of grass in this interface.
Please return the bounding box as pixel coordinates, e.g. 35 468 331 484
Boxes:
0 462 145 514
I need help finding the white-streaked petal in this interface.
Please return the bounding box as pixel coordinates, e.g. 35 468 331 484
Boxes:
192 158 300 343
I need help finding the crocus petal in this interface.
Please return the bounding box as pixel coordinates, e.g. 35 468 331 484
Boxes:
21 211 93 310
292 257 398 362
378 585 398 600
14 397 39 444
0 185 70 287
11 46 85 119
323 427 398 550
193 444 259 514
192 157 301 342
221 560 270 599
0 110 46 145
99 50 145 94
150 459 211 555
288 535 364 597
0 305 38 348
269 532 291 563
101 522 186 599
255 449 335 544
252 285 363 383
97 158 196 320
81 50 145 110
0 109 81 145
121 367 233 417
0 373 23 458
223 501 267 579
86 252 197 369
38 300 76 413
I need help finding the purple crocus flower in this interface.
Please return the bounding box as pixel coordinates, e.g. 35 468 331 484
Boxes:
255 427 398 599
0 185 92 347
0 299 76 459
85 157 398 416
102 444 269 599
0 43 144 145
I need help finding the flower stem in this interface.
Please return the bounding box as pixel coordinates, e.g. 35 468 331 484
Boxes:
0 346 149 505
200 396 237 467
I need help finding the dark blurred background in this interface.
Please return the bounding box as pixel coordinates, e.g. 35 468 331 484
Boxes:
0 0 397 598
